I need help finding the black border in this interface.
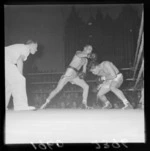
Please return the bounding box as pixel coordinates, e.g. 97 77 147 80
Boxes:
2 1 148 151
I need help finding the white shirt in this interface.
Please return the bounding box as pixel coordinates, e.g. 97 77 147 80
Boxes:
5 44 30 64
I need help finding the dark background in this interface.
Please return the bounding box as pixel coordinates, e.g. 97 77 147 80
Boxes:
5 4 143 73
5 4 144 108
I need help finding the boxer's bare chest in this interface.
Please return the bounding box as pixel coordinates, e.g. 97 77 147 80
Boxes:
98 63 110 76
70 55 87 69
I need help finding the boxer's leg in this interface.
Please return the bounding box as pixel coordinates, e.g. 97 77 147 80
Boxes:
46 76 69 102
41 69 77 109
110 77 132 109
72 77 89 106
111 88 129 104
97 85 112 109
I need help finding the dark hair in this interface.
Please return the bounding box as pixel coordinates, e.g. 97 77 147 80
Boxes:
90 64 96 69
87 61 98 71
84 44 92 48
26 40 36 45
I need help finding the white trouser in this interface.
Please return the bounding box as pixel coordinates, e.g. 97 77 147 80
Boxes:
98 73 123 89
5 60 28 110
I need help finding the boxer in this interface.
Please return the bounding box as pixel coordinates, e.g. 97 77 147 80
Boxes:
90 61 133 109
40 45 95 109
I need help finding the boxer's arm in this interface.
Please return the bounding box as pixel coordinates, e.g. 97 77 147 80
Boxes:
17 55 25 75
76 51 88 58
82 59 88 73
97 83 102 90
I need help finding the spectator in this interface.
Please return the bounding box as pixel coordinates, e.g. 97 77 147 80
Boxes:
113 103 120 109
60 101 65 108
72 101 77 109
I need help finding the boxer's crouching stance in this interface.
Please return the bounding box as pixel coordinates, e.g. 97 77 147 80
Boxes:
40 45 93 109
5 40 38 111
90 61 133 109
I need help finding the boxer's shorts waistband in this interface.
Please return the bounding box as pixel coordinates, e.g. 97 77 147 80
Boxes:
113 73 123 81
68 66 79 73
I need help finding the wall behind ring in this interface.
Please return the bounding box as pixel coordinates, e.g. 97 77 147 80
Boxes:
4 5 67 73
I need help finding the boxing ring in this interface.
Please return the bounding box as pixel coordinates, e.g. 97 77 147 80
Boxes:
5 9 144 144
5 109 144 144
